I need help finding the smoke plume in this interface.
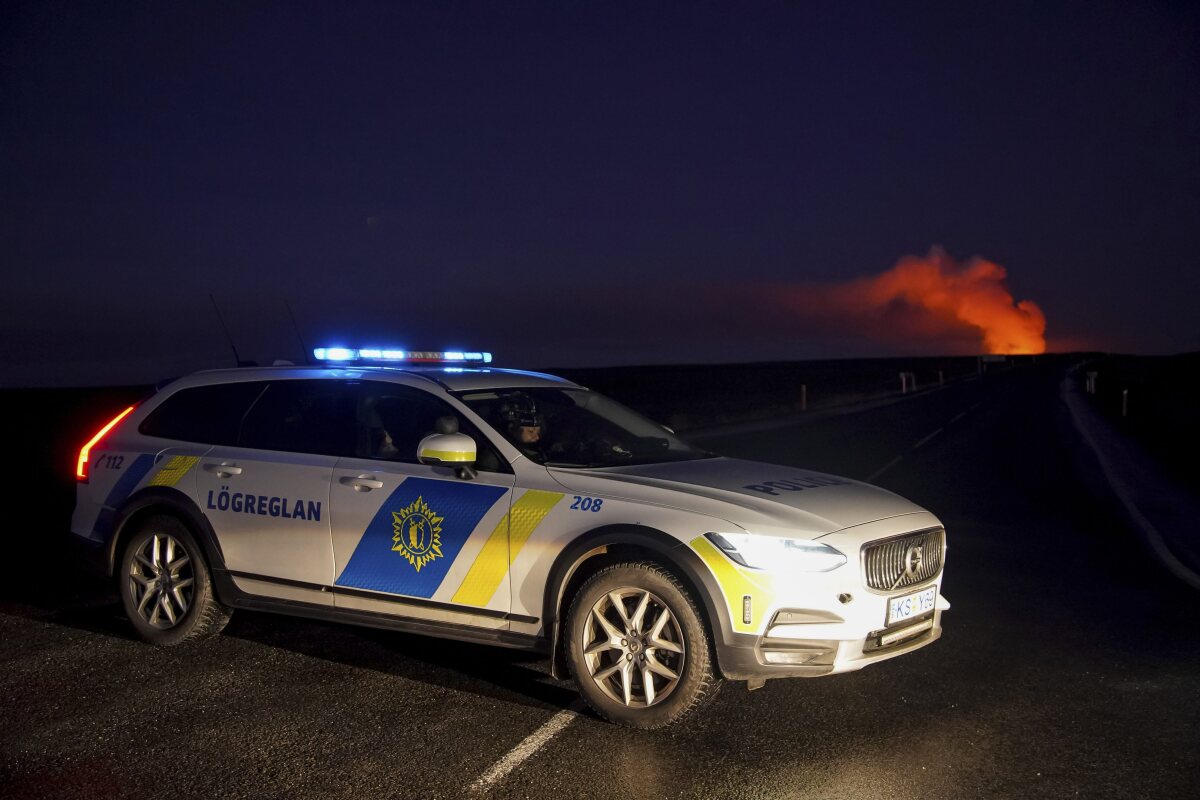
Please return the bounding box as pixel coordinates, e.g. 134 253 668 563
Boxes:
777 248 1047 355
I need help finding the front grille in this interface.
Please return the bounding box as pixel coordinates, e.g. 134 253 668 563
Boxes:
862 528 944 591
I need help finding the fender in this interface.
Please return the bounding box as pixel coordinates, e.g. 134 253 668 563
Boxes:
543 524 739 679
108 486 230 597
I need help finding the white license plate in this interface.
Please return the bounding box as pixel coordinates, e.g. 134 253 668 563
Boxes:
887 586 936 625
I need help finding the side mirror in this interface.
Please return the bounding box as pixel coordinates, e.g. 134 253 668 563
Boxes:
418 432 478 479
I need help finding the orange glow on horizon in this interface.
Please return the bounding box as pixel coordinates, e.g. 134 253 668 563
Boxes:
782 248 1047 355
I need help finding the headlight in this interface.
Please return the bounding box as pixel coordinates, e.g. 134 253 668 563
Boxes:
706 532 847 572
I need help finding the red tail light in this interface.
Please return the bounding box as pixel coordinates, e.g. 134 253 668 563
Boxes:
76 405 136 482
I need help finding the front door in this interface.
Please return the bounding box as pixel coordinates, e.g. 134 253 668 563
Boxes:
329 382 517 628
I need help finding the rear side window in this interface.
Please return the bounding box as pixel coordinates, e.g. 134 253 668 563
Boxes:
139 382 266 445
239 380 356 457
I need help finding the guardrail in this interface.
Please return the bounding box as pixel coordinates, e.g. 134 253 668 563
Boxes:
553 354 1040 432
1075 353 1199 490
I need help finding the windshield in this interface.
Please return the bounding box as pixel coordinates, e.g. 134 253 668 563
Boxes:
455 387 712 468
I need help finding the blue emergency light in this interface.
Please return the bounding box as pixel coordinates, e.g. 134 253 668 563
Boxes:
312 347 492 364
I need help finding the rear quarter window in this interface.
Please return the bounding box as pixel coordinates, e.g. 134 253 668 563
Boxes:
139 382 267 446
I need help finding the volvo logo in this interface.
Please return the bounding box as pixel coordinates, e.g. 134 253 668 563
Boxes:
903 544 925 579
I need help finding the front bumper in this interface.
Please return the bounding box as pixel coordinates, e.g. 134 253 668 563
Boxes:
714 607 945 680
694 513 950 681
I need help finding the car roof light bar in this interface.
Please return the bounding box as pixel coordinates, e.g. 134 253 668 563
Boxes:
312 347 492 364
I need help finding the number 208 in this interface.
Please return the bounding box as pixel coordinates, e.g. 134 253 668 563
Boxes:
570 495 604 512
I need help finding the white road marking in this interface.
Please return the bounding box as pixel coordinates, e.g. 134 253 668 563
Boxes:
913 428 944 449
865 455 903 483
470 702 583 792
866 401 979 482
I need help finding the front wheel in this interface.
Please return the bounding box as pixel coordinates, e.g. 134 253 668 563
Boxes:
566 562 721 728
118 515 231 646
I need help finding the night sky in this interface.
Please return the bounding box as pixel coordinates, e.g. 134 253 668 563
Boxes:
3 2 1198 385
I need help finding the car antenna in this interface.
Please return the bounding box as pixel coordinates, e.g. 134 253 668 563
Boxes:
209 293 253 367
283 297 311 365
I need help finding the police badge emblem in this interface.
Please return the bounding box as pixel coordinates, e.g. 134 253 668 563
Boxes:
391 496 444 572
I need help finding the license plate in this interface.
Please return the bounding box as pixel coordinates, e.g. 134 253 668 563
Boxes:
887 586 936 625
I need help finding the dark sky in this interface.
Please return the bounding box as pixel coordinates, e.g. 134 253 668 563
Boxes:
3 1 1198 385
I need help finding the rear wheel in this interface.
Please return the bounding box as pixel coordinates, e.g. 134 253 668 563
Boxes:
118 515 230 646
566 561 720 728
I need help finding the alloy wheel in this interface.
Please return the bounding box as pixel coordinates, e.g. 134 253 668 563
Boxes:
580 587 686 708
128 533 194 629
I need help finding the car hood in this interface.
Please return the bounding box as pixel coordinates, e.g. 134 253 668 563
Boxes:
547 456 928 537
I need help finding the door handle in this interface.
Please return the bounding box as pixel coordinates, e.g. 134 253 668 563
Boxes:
340 475 384 492
204 462 243 478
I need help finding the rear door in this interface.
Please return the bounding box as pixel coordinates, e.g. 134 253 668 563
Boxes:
196 379 355 605
329 382 517 629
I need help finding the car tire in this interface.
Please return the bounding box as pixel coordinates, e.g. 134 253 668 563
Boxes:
118 515 231 646
566 561 721 728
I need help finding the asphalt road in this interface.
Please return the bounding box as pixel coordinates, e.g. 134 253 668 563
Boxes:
3 363 1198 799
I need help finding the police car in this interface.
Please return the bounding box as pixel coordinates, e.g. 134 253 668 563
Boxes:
71 348 949 728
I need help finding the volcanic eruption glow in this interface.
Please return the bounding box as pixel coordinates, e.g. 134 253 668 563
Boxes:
780 248 1047 355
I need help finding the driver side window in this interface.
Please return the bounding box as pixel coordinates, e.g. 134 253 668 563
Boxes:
353 383 508 473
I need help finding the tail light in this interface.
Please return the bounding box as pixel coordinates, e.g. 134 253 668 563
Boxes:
76 406 136 482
